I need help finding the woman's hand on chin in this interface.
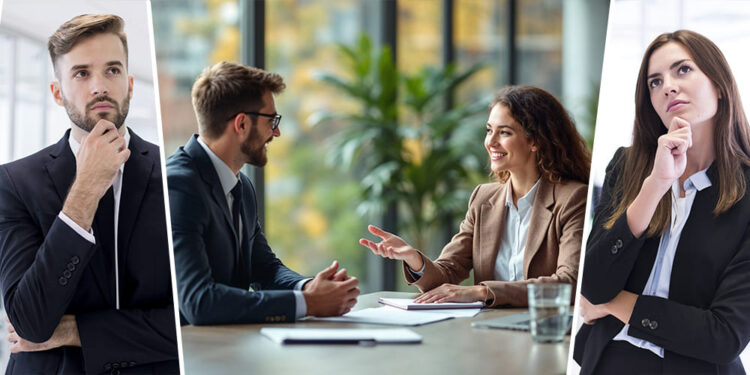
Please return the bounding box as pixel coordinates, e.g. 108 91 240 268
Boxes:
413 284 488 304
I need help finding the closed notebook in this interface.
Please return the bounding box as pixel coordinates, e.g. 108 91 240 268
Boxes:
260 328 422 344
378 297 484 310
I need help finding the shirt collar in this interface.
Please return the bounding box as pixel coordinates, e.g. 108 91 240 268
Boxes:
68 127 131 173
505 178 541 211
671 167 712 197
196 136 240 196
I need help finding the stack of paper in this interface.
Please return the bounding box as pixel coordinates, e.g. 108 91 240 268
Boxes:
260 327 422 345
378 297 484 310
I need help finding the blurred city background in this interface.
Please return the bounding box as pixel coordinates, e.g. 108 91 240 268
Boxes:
152 0 608 294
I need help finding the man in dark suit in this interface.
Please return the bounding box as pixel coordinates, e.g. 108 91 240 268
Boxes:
0 14 178 374
168 61 359 325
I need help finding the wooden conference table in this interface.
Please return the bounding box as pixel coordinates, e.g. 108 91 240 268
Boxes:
180 291 570 375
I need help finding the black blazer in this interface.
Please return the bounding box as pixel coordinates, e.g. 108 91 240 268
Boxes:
167 134 305 325
574 147 750 374
0 129 178 374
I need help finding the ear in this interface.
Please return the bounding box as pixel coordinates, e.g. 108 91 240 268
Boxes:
50 81 64 106
530 141 538 152
128 75 134 100
231 113 248 135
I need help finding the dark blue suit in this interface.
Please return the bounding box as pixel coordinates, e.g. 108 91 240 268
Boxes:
167 134 305 325
0 129 179 374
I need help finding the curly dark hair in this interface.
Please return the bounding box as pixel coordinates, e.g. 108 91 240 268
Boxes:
490 85 591 185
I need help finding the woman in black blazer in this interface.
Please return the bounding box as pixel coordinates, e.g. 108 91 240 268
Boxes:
574 30 750 374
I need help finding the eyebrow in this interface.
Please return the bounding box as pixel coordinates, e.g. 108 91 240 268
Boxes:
486 123 514 130
69 61 124 72
647 59 691 80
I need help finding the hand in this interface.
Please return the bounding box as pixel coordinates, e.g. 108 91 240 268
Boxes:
359 225 423 271
579 296 609 325
650 116 692 192
62 120 131 230
413 284 488 304
303 261 360 317
6 315 80 353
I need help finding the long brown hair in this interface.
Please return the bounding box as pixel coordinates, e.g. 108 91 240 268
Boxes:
490 85 591 185
605 30 750 237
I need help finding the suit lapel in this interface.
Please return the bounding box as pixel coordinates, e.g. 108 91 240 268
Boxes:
118 130 154 265
523 178 554 278
44 130 113 304
477 183 507 282
184 135 239 250
44 131 76 203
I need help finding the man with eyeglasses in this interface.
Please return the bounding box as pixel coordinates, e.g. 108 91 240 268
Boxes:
167 61 359 325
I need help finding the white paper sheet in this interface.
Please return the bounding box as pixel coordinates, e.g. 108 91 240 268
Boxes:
309 306 453 326
260 327 422 344
378 297 484 310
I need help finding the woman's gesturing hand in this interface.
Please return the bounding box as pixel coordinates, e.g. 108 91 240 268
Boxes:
359 225 424 271
651 116 692 192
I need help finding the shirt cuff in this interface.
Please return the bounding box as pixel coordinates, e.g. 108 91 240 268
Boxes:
293 290 307 319
58 211 95 244
405 258 426 280
294 278 312 291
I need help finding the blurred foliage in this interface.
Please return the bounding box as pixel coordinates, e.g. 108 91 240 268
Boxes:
313 34 489 252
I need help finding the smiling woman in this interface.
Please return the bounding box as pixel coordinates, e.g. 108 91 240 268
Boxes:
360 85 591 307
574 30 750 375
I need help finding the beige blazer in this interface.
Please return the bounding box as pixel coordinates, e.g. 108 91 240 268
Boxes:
403 177 586 307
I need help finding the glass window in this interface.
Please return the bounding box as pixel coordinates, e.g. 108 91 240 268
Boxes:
265 0 372 290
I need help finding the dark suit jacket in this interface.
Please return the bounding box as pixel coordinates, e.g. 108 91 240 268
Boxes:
403 178 586 307
574 147 750 374
0 129 178 374
167 134 305 325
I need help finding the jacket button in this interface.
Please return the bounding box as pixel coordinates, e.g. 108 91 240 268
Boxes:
63 270 72 279
641 318 650 328
615 239 623 248
104 363 111 370
71 256 80 265
649 320 658 330
58 277 68 286
67 263 75 271
611 245 619 254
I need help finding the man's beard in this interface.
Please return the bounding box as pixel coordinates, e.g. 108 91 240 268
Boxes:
63 94 130 132
241 121 269 167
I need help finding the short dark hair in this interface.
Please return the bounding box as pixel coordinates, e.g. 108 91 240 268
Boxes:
191 61 286 139
48 14 128 74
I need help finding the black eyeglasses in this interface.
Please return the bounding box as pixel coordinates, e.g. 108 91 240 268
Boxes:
229 112 282 131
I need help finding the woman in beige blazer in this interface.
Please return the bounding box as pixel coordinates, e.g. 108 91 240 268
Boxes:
360 85 591 307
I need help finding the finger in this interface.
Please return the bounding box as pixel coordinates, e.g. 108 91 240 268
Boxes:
377 243 389 258
93 119 118 136
367 225 393 240
669 116 690 132
316 260 339 278
331 268 348 281
8 332 18 343
339 277 358 289
118 148 132 164
359 239 379 253
346 298 357 309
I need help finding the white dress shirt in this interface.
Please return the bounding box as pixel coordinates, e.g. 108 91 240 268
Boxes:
196 137 310 319
58 128 130 310
408 179 540 284
613 168 712 357
495 178 539 282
